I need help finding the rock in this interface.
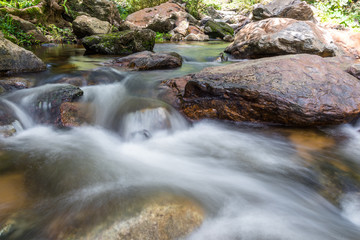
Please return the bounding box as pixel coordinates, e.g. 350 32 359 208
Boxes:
173 20 189 36
60 102 93 127
205 6 222 19
204 20 234 39
27 29 48 43
0 37 46 75
146 15 175 33
82 29 156 55
77 196 204 240
346 63 360 80
0 77 32 93
184 33 209 41
67 0 122 26
252 0 315 21
27 84 83 126
104 51 182 71
159 54 360 126
126 2 187 30
0 101 16 126
9 14 36 32
223 35 234 42
328 29 360 58
170 33 184 42
225 18 338 59
187 25 203 35
72 15 111 39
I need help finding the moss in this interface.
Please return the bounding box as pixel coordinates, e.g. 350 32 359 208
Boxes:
206 20 234 38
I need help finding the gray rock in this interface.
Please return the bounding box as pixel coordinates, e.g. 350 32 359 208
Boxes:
225 18 338 59
73 15 111 39
346 63 360 80
0 37 46 75
204 20 234 39
82 29 156 55
105 51 182 70
253 0 315 21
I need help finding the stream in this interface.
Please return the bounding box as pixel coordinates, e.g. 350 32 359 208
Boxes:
1 42 360 239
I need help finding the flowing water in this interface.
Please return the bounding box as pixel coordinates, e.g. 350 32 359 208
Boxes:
1 42 360 239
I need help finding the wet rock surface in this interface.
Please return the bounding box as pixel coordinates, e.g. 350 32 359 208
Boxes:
104 51 182 70
82 29 156 55
159 54 360 126
225 18 338 59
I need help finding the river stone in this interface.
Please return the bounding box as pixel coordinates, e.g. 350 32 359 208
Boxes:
346 63 360 80
105 51 182 71
159 54 360 126
0 77 32 93
72 15 112 39
225 18 338 59
204 20 234 39
252 0 315 21
77 196 204 240
0 37 46 75
60 102 93 127
82 29 156 55
28 84 83 126
126 2 187 30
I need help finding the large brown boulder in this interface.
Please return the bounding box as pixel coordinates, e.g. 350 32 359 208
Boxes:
328 29 360 58
82 29 156 55
104 51 182 71
0 37 46 75
225 18 338 59
72 15 112 39
252 0 315 21
159 54 360 126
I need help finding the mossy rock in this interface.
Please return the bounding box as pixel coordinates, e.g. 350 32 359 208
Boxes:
82 29 156 55
204 20 234 39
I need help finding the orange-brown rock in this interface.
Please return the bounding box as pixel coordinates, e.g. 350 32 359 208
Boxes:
126 2 186 30
159 54 360 126
225 18 338 59
328 29 360 58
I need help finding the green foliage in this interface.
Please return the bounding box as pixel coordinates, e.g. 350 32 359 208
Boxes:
309 0 360 29
0 13 35 46
37 24 74 43
0 0 41 9
121 0 167 13
155 31 171 42
117 4 129 19
61 0 69 15
184 0 203 19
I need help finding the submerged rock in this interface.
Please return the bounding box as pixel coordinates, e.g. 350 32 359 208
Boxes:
225 18 338 59
0 37 46 75
105 51 182 70
72 15 112 39
26 84 83 126
60 102 93 127
252 0 315 21
77 196 204 240
0 77 32 93
159 54 360 126
82 29 156 55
